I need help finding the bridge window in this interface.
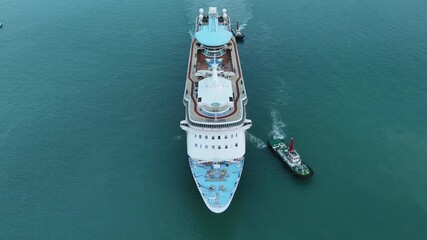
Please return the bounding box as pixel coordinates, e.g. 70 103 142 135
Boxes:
205 135 208 139
225 145 228 149
235 143 238 147
218 145 221 149
195 143 198 147
218 136 221 140
212 136 215 140
205 145 208 149
212 145 215 149
225 135 228 139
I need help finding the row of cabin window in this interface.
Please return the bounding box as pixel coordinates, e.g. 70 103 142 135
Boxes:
195 143 239 149
194 133 238 140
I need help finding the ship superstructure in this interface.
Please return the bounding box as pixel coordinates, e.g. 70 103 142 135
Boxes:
180 7 251 213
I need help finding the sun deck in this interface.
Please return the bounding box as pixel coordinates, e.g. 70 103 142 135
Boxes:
183 38 248 127
195 49 233 72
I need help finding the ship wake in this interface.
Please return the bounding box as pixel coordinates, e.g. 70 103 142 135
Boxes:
246 132 267 149
246 110 287 149
269 109 286 140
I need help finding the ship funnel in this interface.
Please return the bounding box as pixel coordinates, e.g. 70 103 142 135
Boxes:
289 138 295 151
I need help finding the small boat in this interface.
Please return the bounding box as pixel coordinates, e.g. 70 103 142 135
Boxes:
0 23 3 28
269 138 313 178
232 22 244 40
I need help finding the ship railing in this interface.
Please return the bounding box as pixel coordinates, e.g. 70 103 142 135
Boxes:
188 120 244 129
186 107 248 130
190 157 244 164
185 90 251 129
202 48 226 57
184 88 249 129
199 107 233 118
190 98 242 118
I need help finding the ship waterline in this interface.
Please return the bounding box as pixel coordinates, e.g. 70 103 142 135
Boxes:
180 7 251 213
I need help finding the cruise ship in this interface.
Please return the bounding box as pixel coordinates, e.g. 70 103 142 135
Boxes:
180 7 252 213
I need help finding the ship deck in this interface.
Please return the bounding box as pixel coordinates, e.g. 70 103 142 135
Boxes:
184 38 248 125
195 49 233 72
190 158 243 212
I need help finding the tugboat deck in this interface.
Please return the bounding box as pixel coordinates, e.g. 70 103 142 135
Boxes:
269 139 314 178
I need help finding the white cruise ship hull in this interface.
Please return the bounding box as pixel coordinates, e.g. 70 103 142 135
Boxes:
181 7 251 213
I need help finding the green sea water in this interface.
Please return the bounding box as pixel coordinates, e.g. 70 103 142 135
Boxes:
1 0 426 239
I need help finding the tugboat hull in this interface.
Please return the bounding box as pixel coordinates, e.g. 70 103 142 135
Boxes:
232 31 245 41
268 139 313 178
233 21 245 41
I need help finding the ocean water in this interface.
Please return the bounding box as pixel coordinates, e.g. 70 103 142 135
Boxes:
1 0 426 239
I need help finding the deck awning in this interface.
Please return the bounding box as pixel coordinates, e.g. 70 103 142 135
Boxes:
195 18 232 46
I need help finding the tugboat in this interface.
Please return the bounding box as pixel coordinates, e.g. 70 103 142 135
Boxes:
269 138 313 178
232 22 244 40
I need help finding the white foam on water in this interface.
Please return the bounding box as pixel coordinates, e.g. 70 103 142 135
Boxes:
188 29 194 39
269 110 286 140
246 132 267 149
237 15 252 30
